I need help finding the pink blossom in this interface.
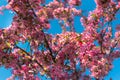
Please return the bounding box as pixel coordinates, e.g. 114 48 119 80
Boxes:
69 0 81 6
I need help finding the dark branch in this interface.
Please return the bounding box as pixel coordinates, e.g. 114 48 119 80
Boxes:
15 44 45 71
26 0 56 63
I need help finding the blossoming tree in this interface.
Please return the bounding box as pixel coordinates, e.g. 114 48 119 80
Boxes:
0 0 120 80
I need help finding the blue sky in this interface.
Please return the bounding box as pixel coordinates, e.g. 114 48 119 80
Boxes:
0 0 120 80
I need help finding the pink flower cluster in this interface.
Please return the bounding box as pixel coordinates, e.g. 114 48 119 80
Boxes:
0 0 120 80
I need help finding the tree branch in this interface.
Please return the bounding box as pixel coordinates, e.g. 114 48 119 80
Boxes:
26 0 56 63
15 44 46 71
